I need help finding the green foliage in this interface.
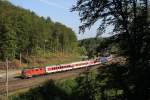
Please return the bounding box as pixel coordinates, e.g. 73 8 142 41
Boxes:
79 37 118 58
56 79 77 95
79 38 102 58
77 46 87 56
72 0 150 99
0 1 78 60
10 79 77 100
72 71 100 100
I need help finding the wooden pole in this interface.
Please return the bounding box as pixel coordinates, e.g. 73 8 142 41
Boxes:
6 58 8 100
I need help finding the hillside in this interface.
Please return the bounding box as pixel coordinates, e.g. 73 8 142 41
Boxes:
0 1 79 67
79 37 120 58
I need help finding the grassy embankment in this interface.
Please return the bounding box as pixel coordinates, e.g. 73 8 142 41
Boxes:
0 52 82 69
9 78 77 100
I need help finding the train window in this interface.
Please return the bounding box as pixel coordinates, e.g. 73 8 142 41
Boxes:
48 68 51 70
36 69 38 71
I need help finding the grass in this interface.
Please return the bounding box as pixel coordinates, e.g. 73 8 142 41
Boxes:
11 52 82 69
8 76 77 98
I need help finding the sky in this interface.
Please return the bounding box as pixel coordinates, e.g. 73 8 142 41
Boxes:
9 0 111 40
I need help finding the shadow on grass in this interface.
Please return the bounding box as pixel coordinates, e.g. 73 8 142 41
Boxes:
9 79 73 100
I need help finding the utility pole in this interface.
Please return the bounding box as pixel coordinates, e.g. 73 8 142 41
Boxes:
6 58 8 100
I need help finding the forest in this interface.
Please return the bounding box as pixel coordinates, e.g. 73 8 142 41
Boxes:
0 1 78 61
79 37 120 58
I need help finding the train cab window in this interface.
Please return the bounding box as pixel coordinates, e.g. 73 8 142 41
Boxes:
36 69 38 71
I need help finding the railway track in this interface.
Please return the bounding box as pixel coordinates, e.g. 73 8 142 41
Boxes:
0 65 101 96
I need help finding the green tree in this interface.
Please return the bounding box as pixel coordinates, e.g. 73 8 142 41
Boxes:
0 0 79 61
72 0 150 99
0 17 16 59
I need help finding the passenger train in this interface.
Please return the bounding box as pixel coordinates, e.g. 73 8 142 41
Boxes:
21 56 112 78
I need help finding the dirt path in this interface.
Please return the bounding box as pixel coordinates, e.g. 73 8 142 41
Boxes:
0 69 21 82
